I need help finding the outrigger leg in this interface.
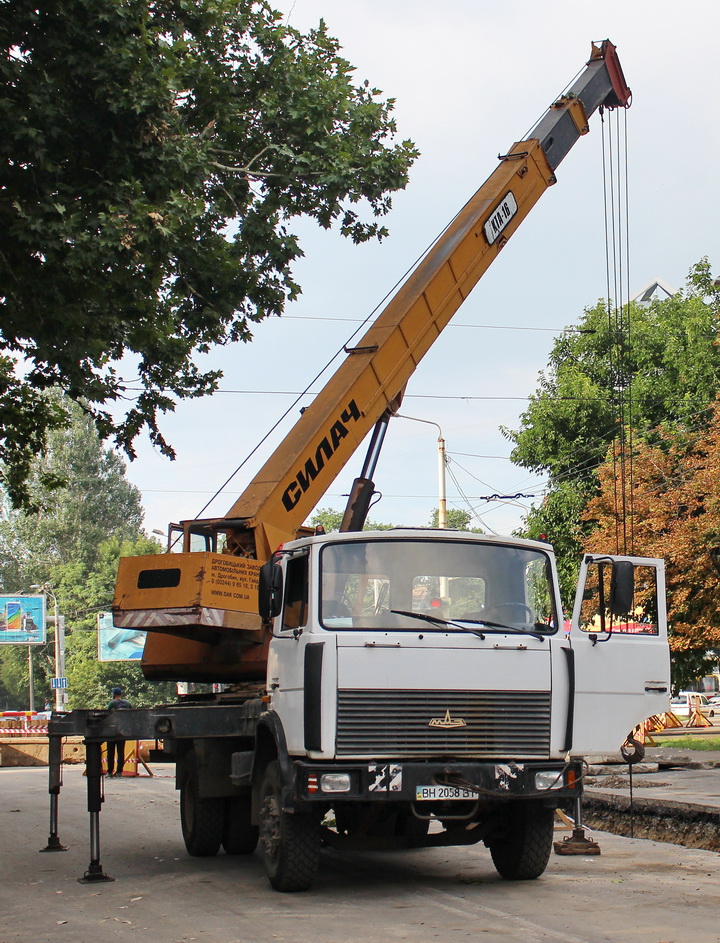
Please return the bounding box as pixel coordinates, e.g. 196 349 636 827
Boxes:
40 730 68 853
78 740 115 883
554 795 601 856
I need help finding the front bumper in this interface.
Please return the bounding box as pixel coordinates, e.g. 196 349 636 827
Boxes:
293 759 581 804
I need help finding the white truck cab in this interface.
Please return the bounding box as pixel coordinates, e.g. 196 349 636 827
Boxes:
250 529 670 889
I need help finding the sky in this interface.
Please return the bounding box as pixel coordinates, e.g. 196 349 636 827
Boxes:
121 0 720 541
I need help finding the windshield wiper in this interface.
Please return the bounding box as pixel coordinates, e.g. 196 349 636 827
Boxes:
390 609 485 640
466 618 547 642
390 610 546 642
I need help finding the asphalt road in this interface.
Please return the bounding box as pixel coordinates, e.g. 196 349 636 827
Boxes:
2 764 720 943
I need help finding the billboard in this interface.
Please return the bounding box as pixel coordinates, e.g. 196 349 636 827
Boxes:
0 595 46 645
97 611 146 661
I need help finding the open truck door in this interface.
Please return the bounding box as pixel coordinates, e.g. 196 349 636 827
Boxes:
568 554 670 755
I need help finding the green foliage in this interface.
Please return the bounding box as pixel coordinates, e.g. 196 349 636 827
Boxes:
0 646 30 710
47 531 176 708
54 534 161 632
506 260 720 488
509 259 720 591
0 534 169 710
0 0 419 508
669 649 720 696
519 481 593 608
428 508 482 531
0 402 164 708
653 736 720 751
66 621 176 710
0 398 144 591
310 506 482 534
309 506 396 533
514 258 720 684
308 507 344 533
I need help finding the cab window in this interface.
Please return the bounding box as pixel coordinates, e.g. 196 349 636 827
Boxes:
282 554 309 632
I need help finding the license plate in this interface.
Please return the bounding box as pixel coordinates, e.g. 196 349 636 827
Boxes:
415 785 475 801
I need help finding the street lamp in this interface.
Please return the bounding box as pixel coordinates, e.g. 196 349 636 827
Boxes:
31 583 66 712
395 415 448 528
396 414 452 601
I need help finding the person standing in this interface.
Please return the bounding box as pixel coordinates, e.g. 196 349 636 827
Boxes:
106 686 132 777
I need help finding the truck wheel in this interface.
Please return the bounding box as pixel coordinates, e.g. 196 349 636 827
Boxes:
222 796 259 855
489 800 554 880
259 760 321 892
180 750 224 857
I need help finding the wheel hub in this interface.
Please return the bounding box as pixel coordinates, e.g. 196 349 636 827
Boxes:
261 794 281 861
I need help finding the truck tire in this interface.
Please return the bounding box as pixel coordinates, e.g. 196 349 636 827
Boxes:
488 800 554 880
222 796 259 855
259 760 321 892
180 750 224 857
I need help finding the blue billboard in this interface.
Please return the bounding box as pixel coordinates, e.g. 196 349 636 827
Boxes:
0 595 46 645
97 611 146 661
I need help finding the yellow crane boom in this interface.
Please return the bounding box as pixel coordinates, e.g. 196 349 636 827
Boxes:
113 41 631 681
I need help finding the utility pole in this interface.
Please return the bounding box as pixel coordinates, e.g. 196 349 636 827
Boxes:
31 584 66 711
396 414 449 598
396 414 448 527
437 432 447 530
28 648 35 711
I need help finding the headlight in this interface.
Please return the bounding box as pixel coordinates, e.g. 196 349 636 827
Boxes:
320 772 352 793
535 770 564 791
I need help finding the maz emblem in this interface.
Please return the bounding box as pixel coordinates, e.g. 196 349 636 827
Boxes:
428 709 467 729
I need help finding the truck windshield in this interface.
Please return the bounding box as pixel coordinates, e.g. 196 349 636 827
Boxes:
319 538 558 635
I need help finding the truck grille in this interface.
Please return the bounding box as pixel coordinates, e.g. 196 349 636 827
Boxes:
336 689 551 758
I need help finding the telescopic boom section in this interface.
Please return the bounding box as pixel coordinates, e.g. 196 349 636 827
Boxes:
114 41 630 680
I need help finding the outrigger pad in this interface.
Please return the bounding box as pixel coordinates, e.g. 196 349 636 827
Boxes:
78 866 115 884
554 828 601 856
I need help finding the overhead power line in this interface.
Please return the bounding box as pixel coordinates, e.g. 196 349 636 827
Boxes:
281 315 575 333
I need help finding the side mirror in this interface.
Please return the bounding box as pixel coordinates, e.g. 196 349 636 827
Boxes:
258 559 283 620
609 561 634 616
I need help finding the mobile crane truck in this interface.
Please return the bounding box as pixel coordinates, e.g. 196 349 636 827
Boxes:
47 41 670 891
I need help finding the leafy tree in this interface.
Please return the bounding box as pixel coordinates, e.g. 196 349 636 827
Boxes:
0 398 144 593
0 0 419 507
0 402 163 707
309 506 396 533
508 259 720 588
583 410 720 688
0 647 26 710
520 481 590 607
507 260 720 487
310 506 484 534
428 508 483 531
0 534 175 709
